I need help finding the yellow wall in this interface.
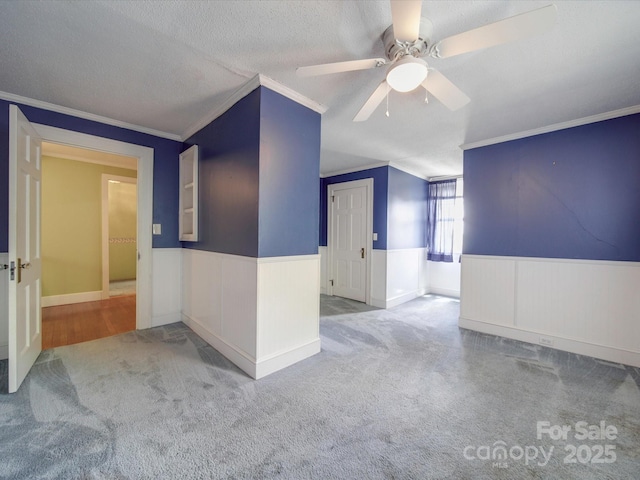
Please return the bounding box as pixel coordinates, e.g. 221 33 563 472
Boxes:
41 156 137 297
108 181 137 281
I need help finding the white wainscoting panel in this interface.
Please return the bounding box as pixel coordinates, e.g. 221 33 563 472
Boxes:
515 258 640 353
181 249 320 379
256 255 320 378
319 246 328 295
182 249 257 362
420 249 430 296
428 259 461 298
151 248 183 327
385 248 429 308
0 252 8 359
460 255 516 326
370 249 387 308
460 255 640 367
220 254 258 357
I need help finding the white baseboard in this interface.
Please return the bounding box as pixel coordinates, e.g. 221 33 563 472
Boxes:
42 291 102 307
370 288 428 309
370 297 387 309
152 312 182 328
182 312 321 379
428 287 460 298
386 288 428 309
182 313 258 378
255 338 321 379
459 317 640 368
0 344 7 361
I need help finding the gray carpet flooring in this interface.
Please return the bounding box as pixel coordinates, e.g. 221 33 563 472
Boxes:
1 294 638 479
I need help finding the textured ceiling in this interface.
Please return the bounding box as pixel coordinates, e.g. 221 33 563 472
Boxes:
1 1 640 178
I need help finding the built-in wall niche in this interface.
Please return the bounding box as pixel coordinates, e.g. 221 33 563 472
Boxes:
179 145 199 241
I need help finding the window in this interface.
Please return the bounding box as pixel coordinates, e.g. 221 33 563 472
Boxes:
427 178 463 262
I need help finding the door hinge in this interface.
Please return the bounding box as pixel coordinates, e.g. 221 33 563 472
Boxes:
331 195 335 203
9 261 15 281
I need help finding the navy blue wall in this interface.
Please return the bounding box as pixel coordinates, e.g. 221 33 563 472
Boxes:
464 113 640 261
0 99 182 251
387 167 428 250
319 166 389 249
258 88 320 257
182 88 261 257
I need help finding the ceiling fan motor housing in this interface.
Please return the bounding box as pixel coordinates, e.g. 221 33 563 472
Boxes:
382 18 433 61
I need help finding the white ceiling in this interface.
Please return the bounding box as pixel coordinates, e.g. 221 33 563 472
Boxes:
2 1 640 178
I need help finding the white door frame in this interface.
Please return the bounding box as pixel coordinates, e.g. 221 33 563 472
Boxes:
101 174 137 300
33 124 154 330
327 178 373 305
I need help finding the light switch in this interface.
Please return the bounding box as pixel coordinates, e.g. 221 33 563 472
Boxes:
373 233 378 241
152 224 162 235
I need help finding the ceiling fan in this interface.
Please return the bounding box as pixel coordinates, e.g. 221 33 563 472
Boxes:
297 0 557 122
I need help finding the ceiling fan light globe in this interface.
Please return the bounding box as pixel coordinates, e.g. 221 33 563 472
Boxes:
386 57 428 93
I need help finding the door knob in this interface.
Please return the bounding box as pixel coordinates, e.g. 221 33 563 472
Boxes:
361 247 365 259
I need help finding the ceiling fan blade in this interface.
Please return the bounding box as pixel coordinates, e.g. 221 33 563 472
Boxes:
390 0 423 42
422 70 470 111
353 80 389 122
296 58 386 77
433 4 557 59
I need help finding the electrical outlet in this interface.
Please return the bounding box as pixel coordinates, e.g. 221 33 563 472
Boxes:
539 337 553 347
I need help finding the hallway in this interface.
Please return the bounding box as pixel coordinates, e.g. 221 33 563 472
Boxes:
42 295 136 349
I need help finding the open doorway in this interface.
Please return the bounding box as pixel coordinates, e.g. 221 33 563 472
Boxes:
40 142 138 348
102 174 137 299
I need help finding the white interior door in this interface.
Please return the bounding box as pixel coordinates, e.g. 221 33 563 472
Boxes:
330 183 369 302
8 105 42 393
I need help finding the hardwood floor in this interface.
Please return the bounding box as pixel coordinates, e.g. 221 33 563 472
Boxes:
42 295 136 349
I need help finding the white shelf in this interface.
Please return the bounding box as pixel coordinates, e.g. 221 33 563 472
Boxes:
179 145 199 242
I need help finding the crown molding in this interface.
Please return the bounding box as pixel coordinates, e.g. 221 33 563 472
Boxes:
257 74 327 115
460 105 640 151
0 90 182 142
321 160 432 181
320 161 390 178
388 162 429 180
2 76 327 147
180 75 261 141
181 74 327 141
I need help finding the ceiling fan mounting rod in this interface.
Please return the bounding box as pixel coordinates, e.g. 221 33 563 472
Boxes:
382 21 432 62
391 39 426 61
